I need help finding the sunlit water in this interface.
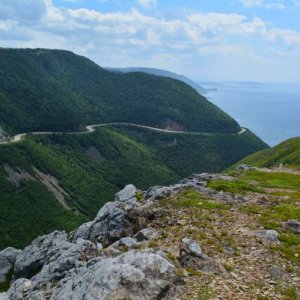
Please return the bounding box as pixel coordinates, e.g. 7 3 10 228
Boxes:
202 82 300 146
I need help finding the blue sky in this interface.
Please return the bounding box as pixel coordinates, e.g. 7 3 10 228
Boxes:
1 0 300 82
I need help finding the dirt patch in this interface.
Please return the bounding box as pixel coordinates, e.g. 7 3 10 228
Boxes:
162 118 187 132
4 164 35 187
33 167 70 210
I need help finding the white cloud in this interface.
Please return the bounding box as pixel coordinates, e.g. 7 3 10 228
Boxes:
137 0 157 8
240 0 285 9
0 0 299 81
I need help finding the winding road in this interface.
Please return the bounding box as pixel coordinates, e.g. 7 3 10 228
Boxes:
0 122 247 146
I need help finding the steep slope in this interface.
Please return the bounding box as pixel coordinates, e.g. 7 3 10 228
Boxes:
0 126 267 250
1 167 299 299
0 48 237 134
0 128 178 249
237 137 300 169
107 66 208 95
110 125 268 176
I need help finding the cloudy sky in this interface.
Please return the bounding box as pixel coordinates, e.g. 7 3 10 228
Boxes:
1 0 300 82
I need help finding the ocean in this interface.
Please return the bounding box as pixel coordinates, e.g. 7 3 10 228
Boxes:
202 82 300 146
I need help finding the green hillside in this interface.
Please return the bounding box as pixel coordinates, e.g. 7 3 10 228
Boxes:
0 48 239 134
0 125 267 250
237 137 300 169
0 48 268 250
0 128 178 249
110 125 267 176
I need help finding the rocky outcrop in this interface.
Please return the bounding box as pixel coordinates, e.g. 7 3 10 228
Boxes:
4 172 282 299
51 250 178 300
7 246 179 299
13 231 96 285
72 185 145 246
0 248 20 285
3 183 186 299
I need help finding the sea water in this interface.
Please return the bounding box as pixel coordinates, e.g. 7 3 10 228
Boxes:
203 82 300 146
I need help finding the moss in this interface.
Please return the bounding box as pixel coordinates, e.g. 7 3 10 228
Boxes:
135 191 144 202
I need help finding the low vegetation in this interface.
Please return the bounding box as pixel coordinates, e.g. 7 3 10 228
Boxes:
238 137 300 169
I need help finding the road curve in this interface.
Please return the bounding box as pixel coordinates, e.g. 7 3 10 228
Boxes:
0 123 247 146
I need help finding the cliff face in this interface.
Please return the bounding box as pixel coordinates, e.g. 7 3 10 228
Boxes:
1 166 299 299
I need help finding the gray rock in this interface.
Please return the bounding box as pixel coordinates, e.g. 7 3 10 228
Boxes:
0 293 8 300
286 220 300 234
118 237 137 247
134 228 156 242
13 231 67 280
180 238 203 258
73 201 138 246
255 230 279 242
115 184 137 202
145 185 176 201
13 231 96 285
7 279 32 300
73 185 145 247
179 238 224 275
9 250 179 300
144 183 196 201
0 248 20 285
236 164 256 171
267 266 285 280
28 238 96 291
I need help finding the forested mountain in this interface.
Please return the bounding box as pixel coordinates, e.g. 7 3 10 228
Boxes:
0 48 268 249
1 48 236 134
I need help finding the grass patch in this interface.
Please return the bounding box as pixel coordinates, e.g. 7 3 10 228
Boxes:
281 286 300 300
196 284 213 300
208 179 262 195
242 170 300 192
165 188 230 210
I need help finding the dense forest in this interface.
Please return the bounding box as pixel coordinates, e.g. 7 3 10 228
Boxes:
0 48 240 134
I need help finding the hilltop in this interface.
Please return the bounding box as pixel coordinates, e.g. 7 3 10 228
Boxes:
106 66 208 95
0 165 299 299
0 48 236 134
237 137 300 169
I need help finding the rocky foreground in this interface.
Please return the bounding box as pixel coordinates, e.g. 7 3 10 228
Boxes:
0 167 299 299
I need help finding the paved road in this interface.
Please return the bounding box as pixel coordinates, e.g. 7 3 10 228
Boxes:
0 122 247 145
